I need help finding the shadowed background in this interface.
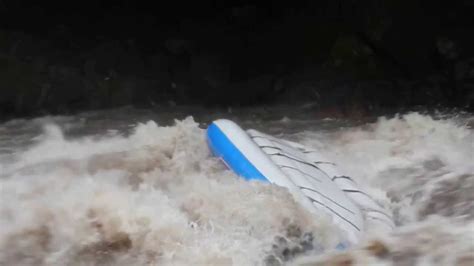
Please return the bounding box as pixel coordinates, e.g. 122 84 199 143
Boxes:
1 0 473 118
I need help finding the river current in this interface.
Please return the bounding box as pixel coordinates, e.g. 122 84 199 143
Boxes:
0 106 473 265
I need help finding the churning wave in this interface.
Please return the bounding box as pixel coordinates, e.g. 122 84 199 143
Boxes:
0 109 472 265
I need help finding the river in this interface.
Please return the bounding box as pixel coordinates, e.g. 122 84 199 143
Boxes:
0 106 473 265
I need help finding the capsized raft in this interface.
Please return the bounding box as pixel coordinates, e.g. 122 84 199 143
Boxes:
207 119 394 244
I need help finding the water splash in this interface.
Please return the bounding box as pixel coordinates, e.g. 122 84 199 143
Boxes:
0 109 472 266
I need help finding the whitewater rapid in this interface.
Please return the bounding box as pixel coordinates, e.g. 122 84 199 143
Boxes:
0 107 473 266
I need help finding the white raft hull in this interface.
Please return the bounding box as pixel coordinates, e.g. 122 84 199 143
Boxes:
207 119 394 244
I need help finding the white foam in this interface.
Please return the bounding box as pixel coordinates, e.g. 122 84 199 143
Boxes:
0 110 472 265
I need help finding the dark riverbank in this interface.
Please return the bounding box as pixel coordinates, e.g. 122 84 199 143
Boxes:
1 1 473 118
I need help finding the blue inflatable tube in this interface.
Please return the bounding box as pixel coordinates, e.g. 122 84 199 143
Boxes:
207 122 268 182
